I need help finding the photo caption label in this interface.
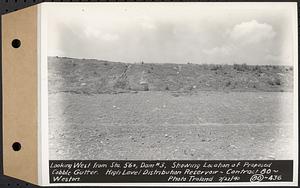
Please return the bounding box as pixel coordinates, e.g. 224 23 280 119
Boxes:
49 160 293 183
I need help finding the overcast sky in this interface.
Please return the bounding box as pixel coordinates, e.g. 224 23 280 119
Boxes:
45 3 297 65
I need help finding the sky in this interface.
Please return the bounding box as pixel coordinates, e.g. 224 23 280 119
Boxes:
45 3 297 65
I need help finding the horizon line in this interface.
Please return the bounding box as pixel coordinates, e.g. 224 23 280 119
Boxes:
47 56 293 67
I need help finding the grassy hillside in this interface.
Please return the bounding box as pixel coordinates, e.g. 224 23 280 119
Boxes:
48 56 293 94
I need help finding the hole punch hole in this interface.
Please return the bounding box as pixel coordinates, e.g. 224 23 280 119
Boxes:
11 39 21 48
12 142 21 151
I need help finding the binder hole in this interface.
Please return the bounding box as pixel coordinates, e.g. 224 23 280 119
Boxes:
12 142 21 151
11 39 21 48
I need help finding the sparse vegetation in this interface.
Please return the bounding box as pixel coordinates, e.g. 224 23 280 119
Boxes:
233 63 249 72
210 65 221 71
48 56 293 95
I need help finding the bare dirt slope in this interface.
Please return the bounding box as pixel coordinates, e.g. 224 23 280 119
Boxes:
48 57 294 160
49 91 294 160
48 56 293 95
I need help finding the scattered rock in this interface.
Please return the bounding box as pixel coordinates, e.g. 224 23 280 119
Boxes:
266 155 276 160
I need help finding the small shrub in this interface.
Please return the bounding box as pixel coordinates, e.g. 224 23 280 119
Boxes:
267 80 274 86
233 64 239 71
233 63 248 72
231 81 237 89
140 83 149 91
274 78 281 85
225 81 231 87
114 80 127 89
252 65 262 72
165 86 169 91
211 65 221 71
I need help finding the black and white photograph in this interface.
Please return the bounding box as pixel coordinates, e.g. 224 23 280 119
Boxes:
45 2 297 162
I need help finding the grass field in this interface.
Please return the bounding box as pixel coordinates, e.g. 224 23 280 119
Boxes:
49 91 294 160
